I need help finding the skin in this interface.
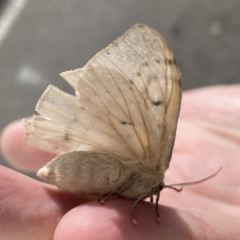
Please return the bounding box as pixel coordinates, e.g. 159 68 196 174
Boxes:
0 84 240 240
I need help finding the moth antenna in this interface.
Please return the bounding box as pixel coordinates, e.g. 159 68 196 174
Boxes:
164 185 183 192
164 167 222 189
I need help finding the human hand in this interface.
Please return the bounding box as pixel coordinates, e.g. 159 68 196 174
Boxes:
1 85 240 240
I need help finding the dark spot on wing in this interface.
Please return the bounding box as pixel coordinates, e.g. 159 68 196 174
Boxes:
136 71 141 77
64 134 71 142
120 120 134 126
155 59 160 64
178 78 182 87
145 62 149 66
106 51 111 55
129 80 134 85
155 164 160 171
151 100 163 106
164 58 176 65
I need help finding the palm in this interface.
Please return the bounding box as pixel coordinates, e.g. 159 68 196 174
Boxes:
1 85 240 239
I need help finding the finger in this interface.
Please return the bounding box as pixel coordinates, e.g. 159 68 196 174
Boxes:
181 84 240 123
55 200 240 240
0 165 86 240
1 120 55 172
1 166 239 240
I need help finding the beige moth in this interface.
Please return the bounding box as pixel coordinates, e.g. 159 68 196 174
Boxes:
23 24 182 224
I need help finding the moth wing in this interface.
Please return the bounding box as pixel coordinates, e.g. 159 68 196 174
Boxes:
23 84 127 156
24 24 181 171
37 150 131 196
61 24 181 170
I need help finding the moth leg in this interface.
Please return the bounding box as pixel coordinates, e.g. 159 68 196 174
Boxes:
97 174 134 204
155 185 161 222
131 191 152 225
150 195 153 203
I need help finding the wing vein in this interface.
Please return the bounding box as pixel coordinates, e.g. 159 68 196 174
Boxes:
102 53 149 159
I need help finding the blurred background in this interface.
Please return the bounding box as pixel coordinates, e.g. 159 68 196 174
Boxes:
0 0 239 172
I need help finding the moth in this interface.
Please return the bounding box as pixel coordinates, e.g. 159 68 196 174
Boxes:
23 24 219 224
